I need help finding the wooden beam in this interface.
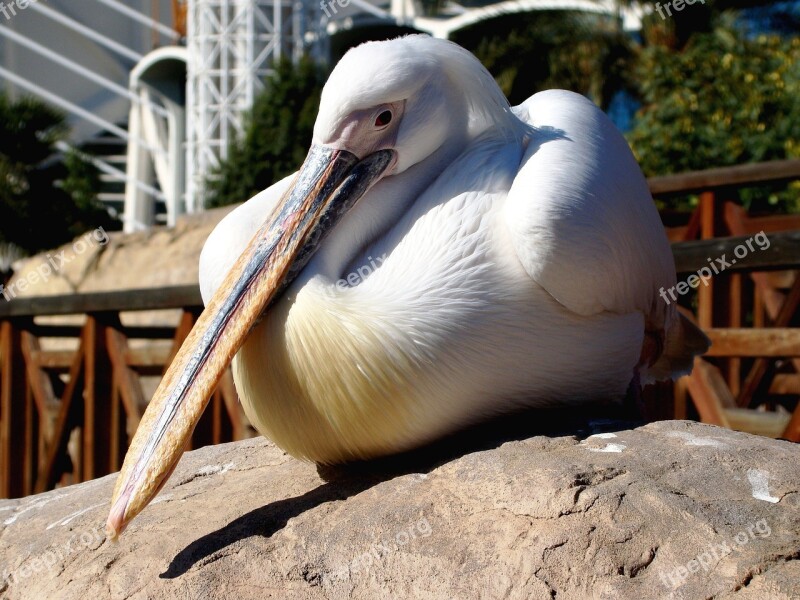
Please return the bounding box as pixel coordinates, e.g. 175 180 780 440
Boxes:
165 309 197 370
683 206 701 242
105 320 144 434
31 350 79 370
737 277 800 407
23 380 38 496
770 374 800 395
727 274 742 396
722 202 798 239
697 192 715 329
20 331 60 441
685 359 732 427
28 324 178 340
33 346 174 370
672 231 800 275
704 328 800 357
725 203 800 378
648 159 800 196
110 382 124 472
782 404 800 443
35 338 85 493
0 286 202 318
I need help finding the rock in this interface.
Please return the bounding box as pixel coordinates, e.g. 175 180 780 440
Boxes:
0 208 239 398
5 206 236 300
0 420 798 599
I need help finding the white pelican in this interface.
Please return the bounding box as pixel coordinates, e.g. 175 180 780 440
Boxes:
107 35 709 538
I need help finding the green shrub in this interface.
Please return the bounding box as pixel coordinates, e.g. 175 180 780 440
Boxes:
0 94 115 254
205 58 326 208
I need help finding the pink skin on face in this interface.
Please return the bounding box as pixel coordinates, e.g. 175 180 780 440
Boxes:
318 100 405 173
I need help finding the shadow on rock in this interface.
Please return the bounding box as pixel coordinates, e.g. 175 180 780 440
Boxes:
161 402 640 578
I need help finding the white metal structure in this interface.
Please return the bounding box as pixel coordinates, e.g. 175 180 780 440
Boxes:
329 0 644 38
125 47 188 231
0 0 180 229
185 0 641 211
409 0 644 38
186 0 326 212
1 0 645 231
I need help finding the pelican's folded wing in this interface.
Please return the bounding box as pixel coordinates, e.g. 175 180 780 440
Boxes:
505 90 676 330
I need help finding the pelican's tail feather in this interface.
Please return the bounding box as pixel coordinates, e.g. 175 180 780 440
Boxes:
644 313 710 384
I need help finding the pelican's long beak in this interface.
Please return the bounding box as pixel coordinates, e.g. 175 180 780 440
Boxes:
106 145 396 539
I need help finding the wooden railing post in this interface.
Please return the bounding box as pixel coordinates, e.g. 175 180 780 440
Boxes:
35 336 86 493
1 320 27 498
83 314 115 481
697 191 715 330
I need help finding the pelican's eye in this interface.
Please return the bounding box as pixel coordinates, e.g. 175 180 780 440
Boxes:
374 110 392 128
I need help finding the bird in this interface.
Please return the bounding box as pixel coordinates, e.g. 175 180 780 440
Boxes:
106 35 709 538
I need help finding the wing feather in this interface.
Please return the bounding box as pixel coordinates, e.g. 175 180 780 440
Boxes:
505 90 676 330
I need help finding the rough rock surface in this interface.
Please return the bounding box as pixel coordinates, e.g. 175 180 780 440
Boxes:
6 207 235 298
3 207 236 362
1 420 798 600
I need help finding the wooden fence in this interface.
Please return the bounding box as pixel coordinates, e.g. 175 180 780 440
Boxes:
0 289 250 499
1 159 799 499
651 159 800 442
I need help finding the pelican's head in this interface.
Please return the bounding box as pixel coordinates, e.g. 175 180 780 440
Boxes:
106 36 513 539
313 35 514 174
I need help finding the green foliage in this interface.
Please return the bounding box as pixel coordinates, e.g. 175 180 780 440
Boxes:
418 0 445 16
451 11 635 108
61 149 103 212
205 58 326 208
627 22 800 212
205 6 799 217
0 94 115 255
57 149 114 239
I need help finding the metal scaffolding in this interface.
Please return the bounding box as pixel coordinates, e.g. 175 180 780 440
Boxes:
186 0 325 212
1 0 642 228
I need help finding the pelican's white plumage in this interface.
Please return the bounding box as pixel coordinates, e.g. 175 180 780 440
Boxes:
199 36 708 464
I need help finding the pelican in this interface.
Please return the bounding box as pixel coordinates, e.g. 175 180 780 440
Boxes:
107 35 709 538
